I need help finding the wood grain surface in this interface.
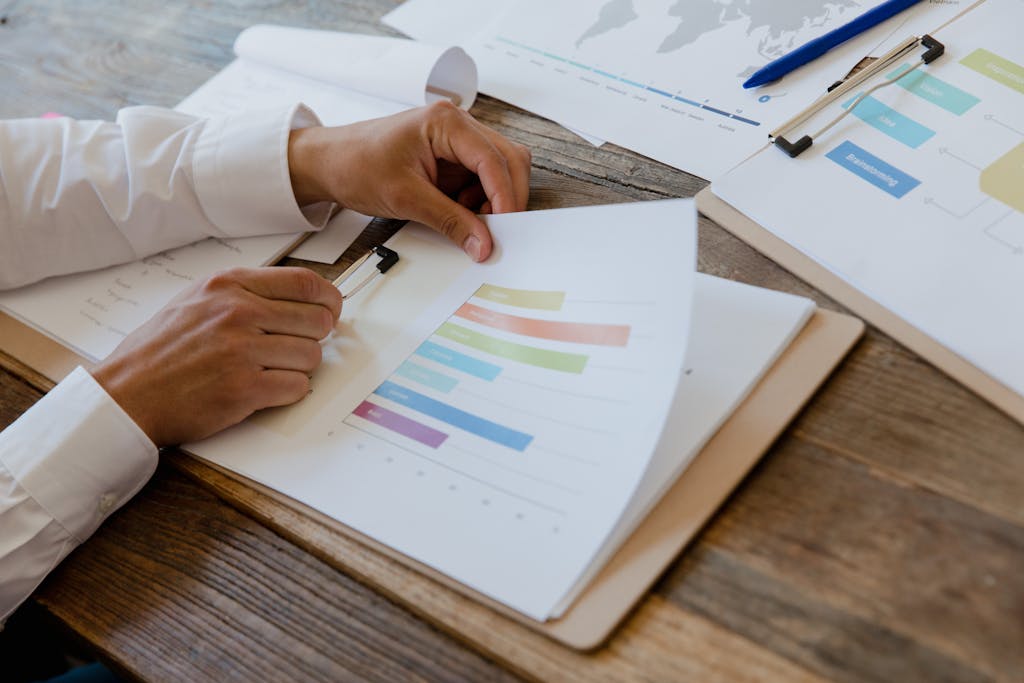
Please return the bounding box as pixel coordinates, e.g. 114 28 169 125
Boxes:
1 1 1022 681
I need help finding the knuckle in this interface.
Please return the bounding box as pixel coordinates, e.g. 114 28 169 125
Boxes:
282 373 311 404
204 267 244 292
438 213 463 239
289 268 323 302
427 99 459 118
317 307 335 337
303 340 323 370
516 142 532 165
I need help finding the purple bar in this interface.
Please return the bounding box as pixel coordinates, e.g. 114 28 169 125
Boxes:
352 400 448 449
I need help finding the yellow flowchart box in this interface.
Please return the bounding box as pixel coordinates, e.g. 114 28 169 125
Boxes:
981 142 1024 213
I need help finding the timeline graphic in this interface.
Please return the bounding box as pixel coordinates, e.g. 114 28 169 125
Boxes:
492 36 761 127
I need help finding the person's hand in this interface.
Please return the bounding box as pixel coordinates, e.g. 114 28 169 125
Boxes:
287 101 531 262
91 267 343 447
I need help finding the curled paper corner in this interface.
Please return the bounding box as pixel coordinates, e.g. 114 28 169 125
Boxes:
426 46 478 110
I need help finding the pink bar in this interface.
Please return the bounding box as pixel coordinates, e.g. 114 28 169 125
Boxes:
455 302 630 347
352 400 448 448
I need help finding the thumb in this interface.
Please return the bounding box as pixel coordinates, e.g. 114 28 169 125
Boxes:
407 180 493 262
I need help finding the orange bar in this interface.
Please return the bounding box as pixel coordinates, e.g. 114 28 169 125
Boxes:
455 302 630 347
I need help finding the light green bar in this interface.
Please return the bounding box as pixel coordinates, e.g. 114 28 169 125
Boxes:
436 323 587 374
961 49 1024 95
395 361 458 393
475 284 565 311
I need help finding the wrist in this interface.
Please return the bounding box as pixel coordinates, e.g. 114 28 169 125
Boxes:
288 126 329 206
92 358 162 446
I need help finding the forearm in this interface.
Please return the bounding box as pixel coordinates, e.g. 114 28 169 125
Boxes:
0 104 331 290
0 368 157 624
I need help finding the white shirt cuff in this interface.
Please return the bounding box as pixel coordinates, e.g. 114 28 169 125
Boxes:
0 367 158 542
192 103 334 238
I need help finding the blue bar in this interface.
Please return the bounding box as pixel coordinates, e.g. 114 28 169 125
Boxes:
395 361 458 393
568 60 591 70
826 140 921 199
647 86 673 98
544 52 567 62
843 94 935 148
621 78 645 89
594 69 617 79
375 381 533 451
701 104 731 117
415 341 501 381
673 95 700 107
731 114 761 126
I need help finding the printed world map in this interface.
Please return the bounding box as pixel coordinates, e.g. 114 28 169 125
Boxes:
577 0 862 75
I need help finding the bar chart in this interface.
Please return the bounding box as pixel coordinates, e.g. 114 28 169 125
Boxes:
191 200 697 620
342 282 636 511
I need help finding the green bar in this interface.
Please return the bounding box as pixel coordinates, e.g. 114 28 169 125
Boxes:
961 49 1024 95
436 323 587 374
475 284 565 311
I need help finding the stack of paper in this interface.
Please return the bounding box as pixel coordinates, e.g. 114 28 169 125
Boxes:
190 199 816 621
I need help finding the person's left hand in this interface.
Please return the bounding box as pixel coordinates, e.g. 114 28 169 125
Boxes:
287 102 532 262
92 267 343 446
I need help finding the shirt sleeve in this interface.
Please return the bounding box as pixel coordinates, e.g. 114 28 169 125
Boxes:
0 367 158 625
0 104 333 290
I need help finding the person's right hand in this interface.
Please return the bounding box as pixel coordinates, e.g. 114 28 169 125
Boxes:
287 102 532 262
91 267 342 447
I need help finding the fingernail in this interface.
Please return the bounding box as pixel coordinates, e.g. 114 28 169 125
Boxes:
463 235 483 261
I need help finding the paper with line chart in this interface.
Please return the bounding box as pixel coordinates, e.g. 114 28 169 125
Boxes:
714 0 1024 398
191 200 697 620
453 0 966 179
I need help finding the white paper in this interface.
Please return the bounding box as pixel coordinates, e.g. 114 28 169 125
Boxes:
388 0 968 179
289 210 373 264
383 0 503 47
383 0 607 146
0 235 298 361
714 0 1024 397
191 200 697 621
178 26 478 124
233 25 477 110
550 273 814 616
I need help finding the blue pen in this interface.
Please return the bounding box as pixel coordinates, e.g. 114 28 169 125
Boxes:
743 0 924 89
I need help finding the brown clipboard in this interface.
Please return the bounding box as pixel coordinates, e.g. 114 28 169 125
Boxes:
0 304 863 650
696 186 1024 426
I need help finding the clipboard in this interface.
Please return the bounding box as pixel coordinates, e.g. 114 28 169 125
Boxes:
697 187 1024 425
697 0 1023 426
0 302 863 650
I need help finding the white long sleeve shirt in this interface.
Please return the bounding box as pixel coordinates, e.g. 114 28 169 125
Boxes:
0 104 329 622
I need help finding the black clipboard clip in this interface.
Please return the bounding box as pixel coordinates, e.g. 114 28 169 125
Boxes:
771 34 945 158
332 245 400 300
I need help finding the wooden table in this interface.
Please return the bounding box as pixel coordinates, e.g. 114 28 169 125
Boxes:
2 2 1022 681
